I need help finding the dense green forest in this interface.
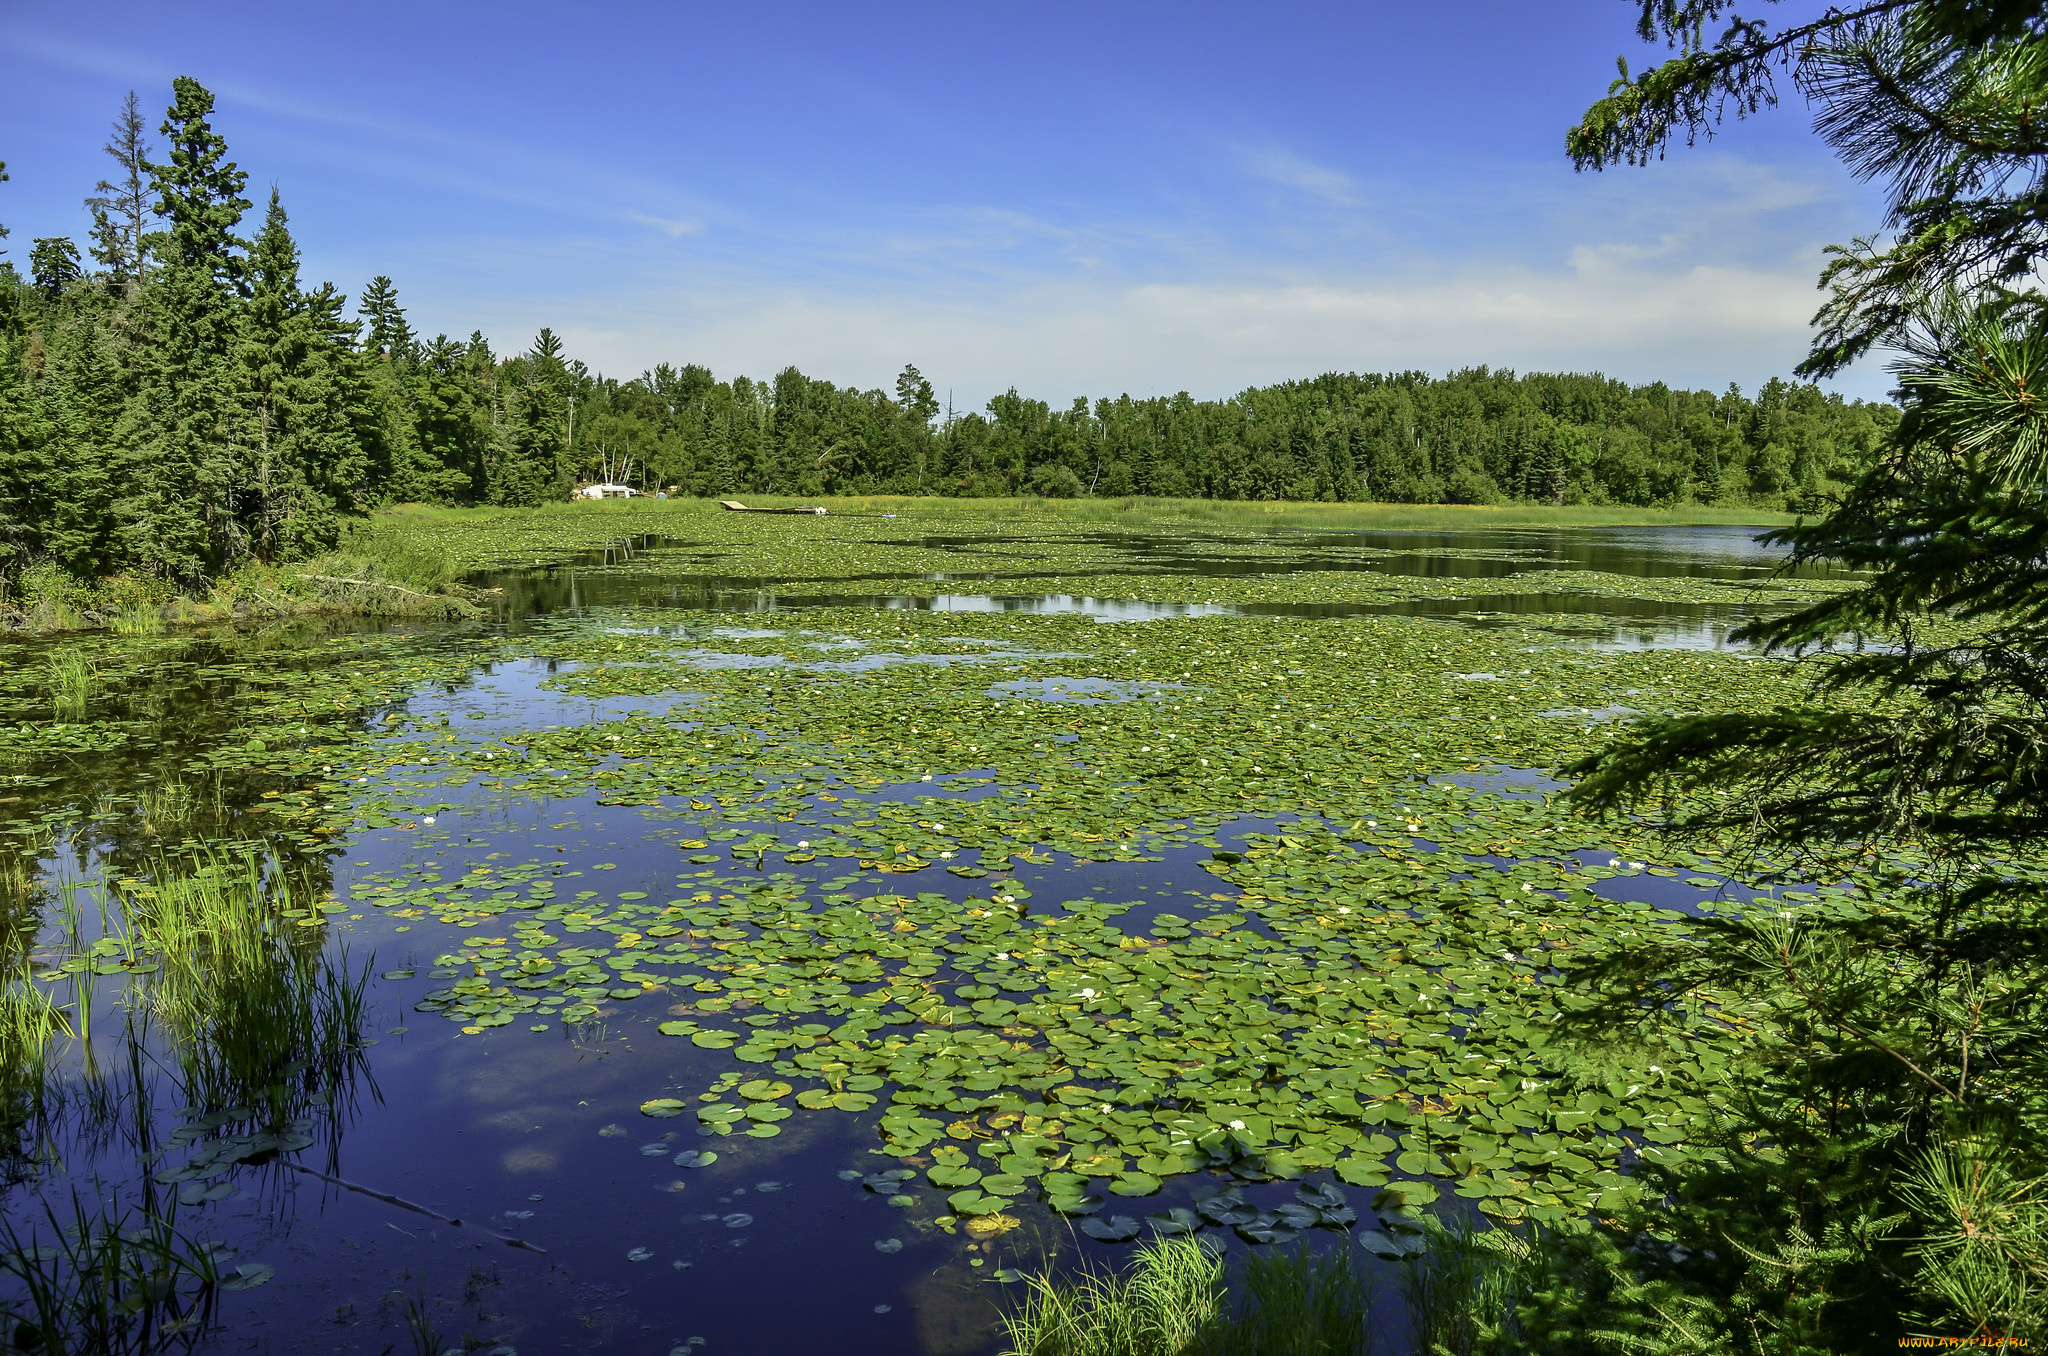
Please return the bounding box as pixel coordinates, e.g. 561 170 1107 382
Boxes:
0 78 1896 591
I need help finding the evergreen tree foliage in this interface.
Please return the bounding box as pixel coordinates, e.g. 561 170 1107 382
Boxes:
356 275 413 359
28 239 83 299
1535 4 2048 1347
42 315 123 578
83 91 152 285
1570 2 2048 376
235 189 363 560
120 75 252 583
0 73 1903 598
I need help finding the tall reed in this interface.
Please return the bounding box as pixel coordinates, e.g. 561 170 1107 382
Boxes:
0 1191 223 1354
1003 1236 1224 1356
108 849 372 1128
1193 1242 1375 1356
1399 1217 1535 1356
44 650 92 721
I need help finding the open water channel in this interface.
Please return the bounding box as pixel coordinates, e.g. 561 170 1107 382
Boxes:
0 521 1817 1355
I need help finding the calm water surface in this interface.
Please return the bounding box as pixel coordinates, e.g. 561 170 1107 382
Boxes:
1 523 1792 1355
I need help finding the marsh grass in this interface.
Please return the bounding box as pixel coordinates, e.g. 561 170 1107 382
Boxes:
1191 1243 1375 1356
1399 1217 1536 1356
109 851 371 1125
0 1192 223 1355
135 778 215 840
44 650 92 721
1003 1236 1224 1356
1005 1223 1541 1356
388 1273 456 1356
0 979 71 1090
111 603 163 638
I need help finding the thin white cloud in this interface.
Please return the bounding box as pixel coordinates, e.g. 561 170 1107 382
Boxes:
627 212 702 238
1239 147 1362 205
417 242 1870 412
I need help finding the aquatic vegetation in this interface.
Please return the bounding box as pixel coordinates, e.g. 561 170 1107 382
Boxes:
320 596 1869 1229
110 604 163 639
44 651 92 722
0 507 1935 1349
1194 1242 1375 1356
1396 1217 1533 1356
1004 1235 1385 1356
0 1191 259 1356
1002 1235 1223 1356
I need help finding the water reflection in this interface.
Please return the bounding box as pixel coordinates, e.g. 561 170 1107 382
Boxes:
473 522 1802 648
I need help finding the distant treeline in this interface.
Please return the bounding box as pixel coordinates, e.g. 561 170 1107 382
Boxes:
0 78 1896 588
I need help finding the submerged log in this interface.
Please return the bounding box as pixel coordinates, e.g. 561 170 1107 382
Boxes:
719 500 828 515
279 1159 546 1253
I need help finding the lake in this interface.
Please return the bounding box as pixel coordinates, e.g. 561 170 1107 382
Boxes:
0 512 1840 1355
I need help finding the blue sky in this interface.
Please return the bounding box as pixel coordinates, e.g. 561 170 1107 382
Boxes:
1 1 1892 405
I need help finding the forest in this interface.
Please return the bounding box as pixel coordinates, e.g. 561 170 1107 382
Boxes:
0 78 1896 593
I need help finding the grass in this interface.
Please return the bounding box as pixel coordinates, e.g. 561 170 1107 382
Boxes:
0 1192 224 1355
1003 1223 1545 1356
109 851 369 1124
44 649 92 721
1193 1243 1376 1356
110 602 163 638
1003 1236 1225 1356
1399 1218 1535 1355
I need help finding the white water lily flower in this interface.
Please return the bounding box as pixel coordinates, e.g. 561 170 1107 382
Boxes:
1099 1104 1113 1113
1201 759 1209 766
1521 883 1533 891
1630 861 1645 869
1336 907 1351 914
423 816 436 825
1228 1119 1246 1131
1075 988 1097 999
994 953 1008 960
921 774 933 782
1367 820 1377 827
797 841 810 848
932 823 944 831
938 851 953 860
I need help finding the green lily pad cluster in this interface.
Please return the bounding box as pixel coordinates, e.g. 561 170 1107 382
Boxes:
305 559 1919 1230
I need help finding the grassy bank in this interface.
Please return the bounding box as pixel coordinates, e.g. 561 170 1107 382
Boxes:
1 527 481 636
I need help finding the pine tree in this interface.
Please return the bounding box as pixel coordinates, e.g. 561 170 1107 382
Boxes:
118 76 251 583
83 92 153 285
1570 3 2048 376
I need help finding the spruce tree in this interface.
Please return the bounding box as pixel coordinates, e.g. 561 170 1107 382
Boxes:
357 275 413 360
43 315 123 576
118 76 250 583
236 188 362 560
83 92 153 285
0 323 53 577
29 239 83 300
